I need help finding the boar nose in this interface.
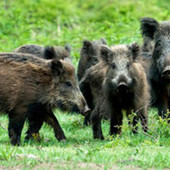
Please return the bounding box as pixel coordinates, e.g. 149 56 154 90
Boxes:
118 81 128 87
116 81 128 93
117 74 128 87
162 66 170 78
79 95 91 116
83 105 91 116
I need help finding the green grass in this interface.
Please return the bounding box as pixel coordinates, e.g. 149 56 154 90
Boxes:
0 0 170 169
0 110 169 169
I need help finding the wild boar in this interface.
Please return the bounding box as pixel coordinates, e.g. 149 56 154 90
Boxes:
91 44 150 139
78 38 107 80
0 57 89 145
14 44 71 59
141 17 170 120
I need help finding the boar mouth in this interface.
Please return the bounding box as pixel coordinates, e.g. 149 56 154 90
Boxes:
56 101 80 113
72 105 81 113
56 101 70 112
116 81 128 93
56 100 91 115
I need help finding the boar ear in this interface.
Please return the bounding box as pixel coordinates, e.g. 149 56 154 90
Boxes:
100 45 112 63
65 44 72 54
129 43 140 60
140 17 159 39
101 38 107 45
82 40 92 52
44 46 56 59
51 59 64 77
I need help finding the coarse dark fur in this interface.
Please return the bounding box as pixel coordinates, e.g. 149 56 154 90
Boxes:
0 53 50 66
91 44 150 139
141 17 170 120
14 44 71 59
77 38 107 81
80 62 107 109
79 58 108 125
0 57 89 145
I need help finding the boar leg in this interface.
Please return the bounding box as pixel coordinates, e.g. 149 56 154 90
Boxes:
158 95 169 119
110 108 123 136
91 109 104 140
8 112 26 146
138 107 148 133
45 109 66 141
131 114 139 134
84 114 91 126
127 109 134 130
79 77 94 126
127 109 139 134
25 119 43 142
25 104 46 141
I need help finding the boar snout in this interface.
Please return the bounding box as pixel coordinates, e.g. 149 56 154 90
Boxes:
115 74 132 88
162 66 170 79
116 81 128 93
117 81 128 88
79 96 91 116
82 105 91 116
114 74 132 93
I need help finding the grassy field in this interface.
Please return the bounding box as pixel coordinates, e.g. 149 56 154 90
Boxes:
0 0 170 169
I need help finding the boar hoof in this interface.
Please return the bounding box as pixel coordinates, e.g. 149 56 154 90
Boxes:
25 133 41 142
56 134 66 141
60 139 66 143
93 134 104 140
11 139 20 146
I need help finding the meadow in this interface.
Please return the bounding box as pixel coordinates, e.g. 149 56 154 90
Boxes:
0 0 170 169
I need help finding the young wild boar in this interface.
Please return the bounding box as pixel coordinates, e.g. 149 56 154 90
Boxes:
0 44 71 67
91 44 150 139
0 43 71 66
78 38 107 125
0 50 90 140
77 38 107 80
14 44 71 59
141 17 170 120
0 58 89 145
79 59 108 125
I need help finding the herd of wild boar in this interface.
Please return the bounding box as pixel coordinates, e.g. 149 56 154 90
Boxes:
0 17 169 145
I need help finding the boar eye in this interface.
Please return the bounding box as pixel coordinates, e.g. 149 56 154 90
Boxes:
65 81 73 87
126 62 130 69
155 40 162 48
112 63 116 69
92 57 98 63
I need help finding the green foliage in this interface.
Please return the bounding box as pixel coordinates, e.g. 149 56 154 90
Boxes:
0 0 170 169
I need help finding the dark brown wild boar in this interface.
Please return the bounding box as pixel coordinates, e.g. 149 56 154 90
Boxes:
0 43 71 66
91 44 150 139
14 44 71 59
141 17 170 120
0 58 89 145
78 38 107 125
0 51 90 140
79 57 108 125
78 38 107 81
